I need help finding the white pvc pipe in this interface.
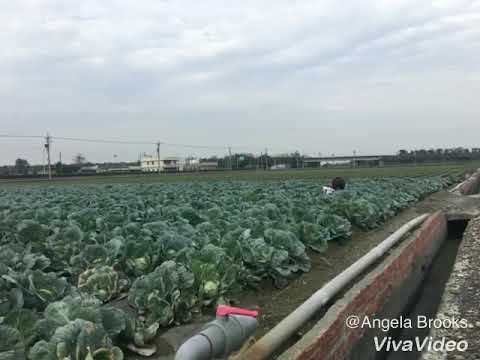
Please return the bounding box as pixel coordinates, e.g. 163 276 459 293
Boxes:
244 213 430 360
449 182 464 193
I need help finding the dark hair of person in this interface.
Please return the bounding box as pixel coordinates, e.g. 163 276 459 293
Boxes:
332 177 346 190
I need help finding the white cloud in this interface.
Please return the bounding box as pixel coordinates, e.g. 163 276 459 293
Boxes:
0 0 479 164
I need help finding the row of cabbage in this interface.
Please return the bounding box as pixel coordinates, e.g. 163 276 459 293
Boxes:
0 176 457 359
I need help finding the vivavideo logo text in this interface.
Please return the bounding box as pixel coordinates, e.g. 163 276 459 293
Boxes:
374 336 468 352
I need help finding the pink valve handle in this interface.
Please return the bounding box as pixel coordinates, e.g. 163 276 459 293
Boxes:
216 305 258 318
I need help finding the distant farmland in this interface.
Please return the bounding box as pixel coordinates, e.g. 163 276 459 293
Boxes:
1 162 478 186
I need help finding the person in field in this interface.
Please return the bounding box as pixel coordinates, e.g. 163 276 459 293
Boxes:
322 177 346 194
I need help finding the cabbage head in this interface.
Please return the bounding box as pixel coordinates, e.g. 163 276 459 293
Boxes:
29 319 123 360
78 266 127 303
128 261 195 327
0 325 25 360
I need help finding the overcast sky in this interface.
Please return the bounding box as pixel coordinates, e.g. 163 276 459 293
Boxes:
1 0 479 164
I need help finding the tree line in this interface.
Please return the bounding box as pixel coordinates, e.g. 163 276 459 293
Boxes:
2 147 480 176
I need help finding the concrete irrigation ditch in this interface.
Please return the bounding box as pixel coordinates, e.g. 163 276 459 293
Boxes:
271 170 480 360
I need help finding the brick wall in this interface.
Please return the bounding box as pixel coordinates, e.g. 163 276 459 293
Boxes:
279 212 447 360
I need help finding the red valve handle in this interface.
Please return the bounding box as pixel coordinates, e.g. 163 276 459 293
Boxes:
216 305 258 318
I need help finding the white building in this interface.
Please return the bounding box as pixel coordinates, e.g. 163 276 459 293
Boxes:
198 160 218 171
141 155 184 172
79 165 99 174
184 158 219 171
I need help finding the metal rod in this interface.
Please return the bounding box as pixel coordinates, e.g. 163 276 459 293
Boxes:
45 133 52 180
157 142 161 174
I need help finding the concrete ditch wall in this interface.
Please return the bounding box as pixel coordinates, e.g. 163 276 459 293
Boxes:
458 170 480 195
421 216 480 359
278 212 448 360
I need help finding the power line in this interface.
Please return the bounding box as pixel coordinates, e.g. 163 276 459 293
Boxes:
0 134 302 153
55 137 237 151
0 134 45 139
53 136 155 145
0 133 250 151
0 134 296 156
161 141 229 150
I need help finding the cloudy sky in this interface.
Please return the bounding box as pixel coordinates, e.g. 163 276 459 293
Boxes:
1 0 479 164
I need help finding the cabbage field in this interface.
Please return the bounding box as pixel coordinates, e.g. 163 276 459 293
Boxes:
0 175 457 359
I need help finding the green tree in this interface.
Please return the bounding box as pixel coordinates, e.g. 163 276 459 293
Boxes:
14 158 30 175
73 153 86 164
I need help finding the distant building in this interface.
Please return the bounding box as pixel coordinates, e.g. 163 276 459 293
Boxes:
270 164 288 170
141 155 184 172
303 155 384 168
184 158 200 171
0 166 14 176
183 158 218 171
97 162 141 174
198 159 218 171
79 165 99 174
32 166 57 176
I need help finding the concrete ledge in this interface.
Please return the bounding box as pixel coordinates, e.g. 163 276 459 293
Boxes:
458 170 480 196
279 212 448 360
421 216 480 360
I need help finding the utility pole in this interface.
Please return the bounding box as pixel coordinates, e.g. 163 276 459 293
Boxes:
353 150 357 168
42 149 46 175
156 142 161 174
228 147 232 170
264 147 268 170
45 133 52 180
